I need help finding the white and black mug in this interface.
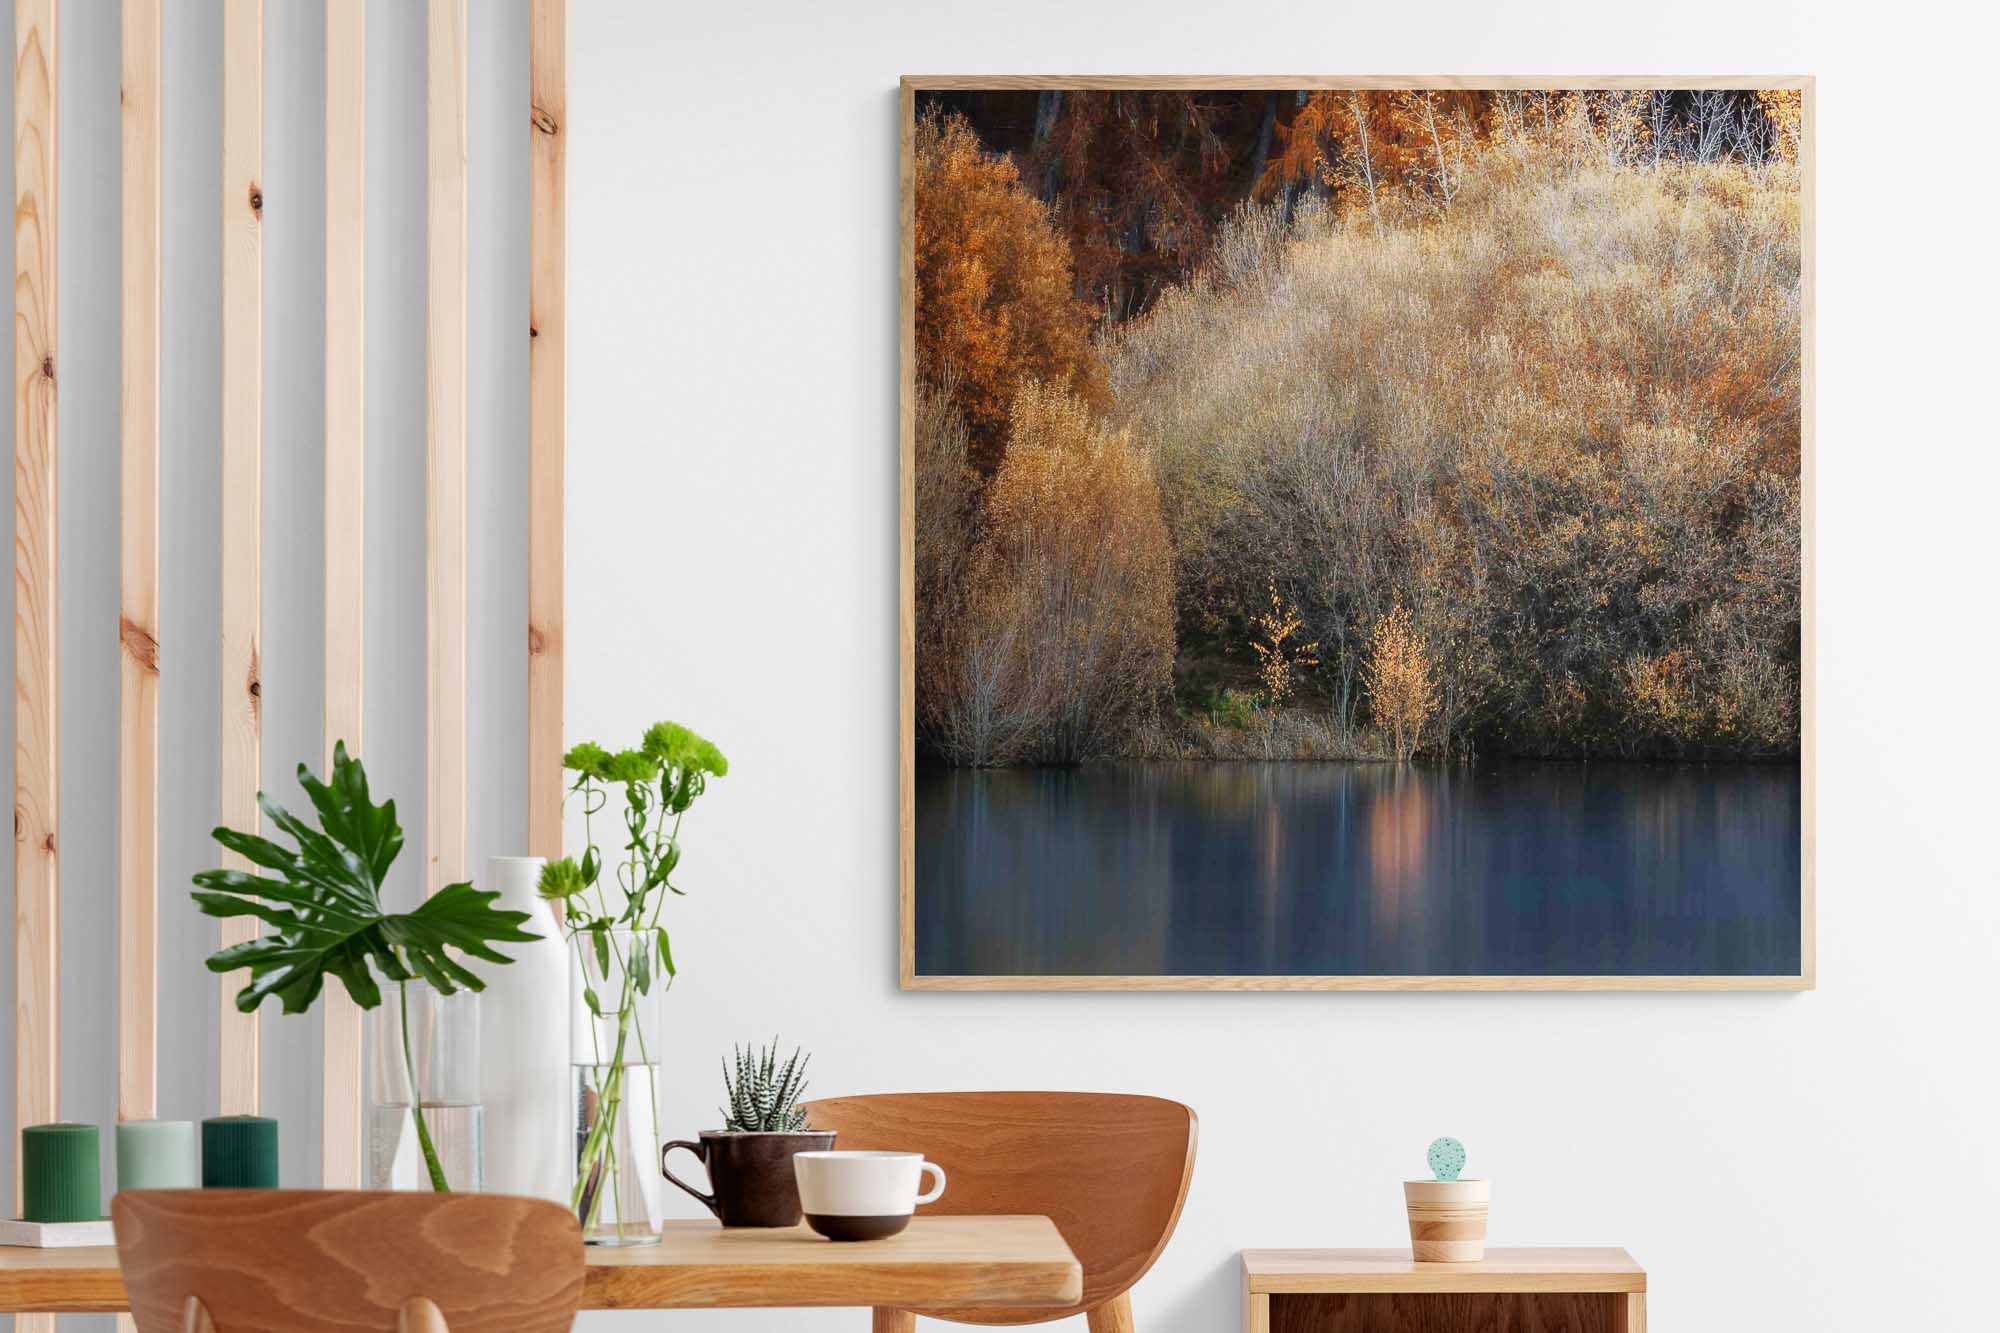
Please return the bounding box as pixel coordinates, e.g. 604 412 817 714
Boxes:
792 1150 947 1241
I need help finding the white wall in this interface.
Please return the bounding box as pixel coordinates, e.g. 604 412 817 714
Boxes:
568 1 2000 1330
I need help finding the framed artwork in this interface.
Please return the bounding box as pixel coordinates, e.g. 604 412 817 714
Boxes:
899 77 1812 990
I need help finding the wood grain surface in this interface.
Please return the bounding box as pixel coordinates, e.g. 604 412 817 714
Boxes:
217 0 263 1114
118 0 162 1133
112 1190 584 1333
527 0 567 863
4 1215 1081 1314
320 0 367 1188
804 1092 1194 1325
13 24 60 1326
1244 1249 1646 1295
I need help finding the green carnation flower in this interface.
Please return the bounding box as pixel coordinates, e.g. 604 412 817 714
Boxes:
604 748 657 785
643 721 729 778
562 741 613 780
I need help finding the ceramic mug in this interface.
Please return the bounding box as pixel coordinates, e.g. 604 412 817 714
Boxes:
792 1150 947 1241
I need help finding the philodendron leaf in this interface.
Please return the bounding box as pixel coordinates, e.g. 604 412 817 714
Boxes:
192 741 541 1015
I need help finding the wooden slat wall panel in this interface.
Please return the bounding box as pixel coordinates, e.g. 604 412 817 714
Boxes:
218 0 263 1115
321 0 366 1187
115 0 163 1249
528 0 568 856
12 4 59 1274
427 0 468 896
528 0 565 861
118 0 162 1132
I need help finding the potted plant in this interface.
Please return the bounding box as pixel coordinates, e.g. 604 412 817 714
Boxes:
537 721 729 1244
1405 1136 1489 1263
191 743 541 1192
661 1042 834 1227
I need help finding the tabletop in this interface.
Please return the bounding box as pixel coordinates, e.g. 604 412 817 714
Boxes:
1243 1247 1647 1294
0 1215 1083 1313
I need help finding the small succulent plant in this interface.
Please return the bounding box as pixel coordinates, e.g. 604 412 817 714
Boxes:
1427 1136 1466 1181
720 1039 813 1132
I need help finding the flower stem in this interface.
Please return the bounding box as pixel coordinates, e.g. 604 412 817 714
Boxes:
399 978 452 1192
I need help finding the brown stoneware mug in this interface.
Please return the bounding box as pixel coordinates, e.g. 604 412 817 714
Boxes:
661 1129 835 1227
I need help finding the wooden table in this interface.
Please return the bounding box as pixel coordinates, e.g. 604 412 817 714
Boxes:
1244 1247 1647 1332
0 1216 1082 1314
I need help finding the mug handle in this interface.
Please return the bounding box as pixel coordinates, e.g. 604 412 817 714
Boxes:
915 1160 947 1206
660 1139 720 1218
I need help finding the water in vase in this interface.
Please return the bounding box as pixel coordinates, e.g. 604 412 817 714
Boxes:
572 1061 663 1245
369 1101 486 1192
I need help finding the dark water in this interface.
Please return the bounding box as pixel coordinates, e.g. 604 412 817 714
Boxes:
915 761 1801 977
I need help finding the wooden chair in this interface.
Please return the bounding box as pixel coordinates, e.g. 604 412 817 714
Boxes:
801 1092 1196 1332
112 1189 585 1333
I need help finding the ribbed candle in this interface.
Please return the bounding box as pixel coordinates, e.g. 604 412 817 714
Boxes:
117 1120 200 1190
201 1116 279 1189
22 1123 100 1222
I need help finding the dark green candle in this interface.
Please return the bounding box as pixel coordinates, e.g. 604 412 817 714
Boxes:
201 1116 279 1188
22 1123 100 1222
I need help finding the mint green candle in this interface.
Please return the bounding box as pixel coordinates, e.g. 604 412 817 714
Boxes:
117 1120 199 1190
22 1123 100 1222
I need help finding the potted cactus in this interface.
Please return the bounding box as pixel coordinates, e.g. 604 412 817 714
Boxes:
660 1041 834 1227
1404 1136 1489 1262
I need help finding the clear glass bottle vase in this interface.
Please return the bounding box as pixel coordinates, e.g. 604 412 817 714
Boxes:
368 980 483 1192
570 929 665 1245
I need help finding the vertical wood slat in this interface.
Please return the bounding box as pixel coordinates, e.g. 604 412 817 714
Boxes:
119 0 162 1132
527 0 565 862
321 0 366 1187
218 0 263 1115
12 6 58 1283
427 0 468 895
114 0 160 1277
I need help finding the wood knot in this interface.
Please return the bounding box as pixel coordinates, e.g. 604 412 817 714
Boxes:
42 832 56 854
120 616 160 674
529 324 540 339
527 625 547 656
531 105 559 137
249 184 263 216
12 808 20 840
40 354 54 381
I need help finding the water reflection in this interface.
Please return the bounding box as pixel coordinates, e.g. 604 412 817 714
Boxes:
914 760 1801 977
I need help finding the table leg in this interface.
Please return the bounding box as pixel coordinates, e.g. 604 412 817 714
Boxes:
1611 1292 1647 1333
872 1309 915 1333
1246 1290 1270 1333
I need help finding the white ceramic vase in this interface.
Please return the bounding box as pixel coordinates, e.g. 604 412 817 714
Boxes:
478 855 569 1201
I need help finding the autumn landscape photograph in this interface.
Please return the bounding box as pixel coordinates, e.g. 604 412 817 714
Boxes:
906 85 1806 983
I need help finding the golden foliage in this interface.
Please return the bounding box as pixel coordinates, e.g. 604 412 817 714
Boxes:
923 384 1175 765
1110 119 1801 758
1248 581 1318 704
913 109 1106 472
1361 606 1440 762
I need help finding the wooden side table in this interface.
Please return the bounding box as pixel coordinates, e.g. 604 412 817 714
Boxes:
1242 1247 1646 1332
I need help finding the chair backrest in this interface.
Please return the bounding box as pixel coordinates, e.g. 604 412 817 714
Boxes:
800 1092 1196 1325
112 1189 585 1333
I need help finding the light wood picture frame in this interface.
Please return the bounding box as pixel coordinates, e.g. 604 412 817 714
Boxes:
899 76 1813 991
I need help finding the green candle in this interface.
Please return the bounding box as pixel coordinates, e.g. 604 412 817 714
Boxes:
22 1123 100 1222
117 1120 199 1190
201 1116 279 1189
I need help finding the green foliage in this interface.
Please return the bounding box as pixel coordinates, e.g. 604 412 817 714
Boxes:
1196 687 1264 731
720 1040 813 1133
192 741 541 1015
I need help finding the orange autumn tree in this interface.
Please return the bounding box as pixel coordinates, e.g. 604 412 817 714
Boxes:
913 109 1106 473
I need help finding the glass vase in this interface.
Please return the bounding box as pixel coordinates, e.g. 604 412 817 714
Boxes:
368 981 483 1192
570 930 665 1245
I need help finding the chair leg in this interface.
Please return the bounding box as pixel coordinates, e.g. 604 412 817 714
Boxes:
1086 1292 1135 1333
872 1309 916 1333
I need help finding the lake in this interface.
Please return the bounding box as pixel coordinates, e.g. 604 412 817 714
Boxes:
914 760 1802 977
